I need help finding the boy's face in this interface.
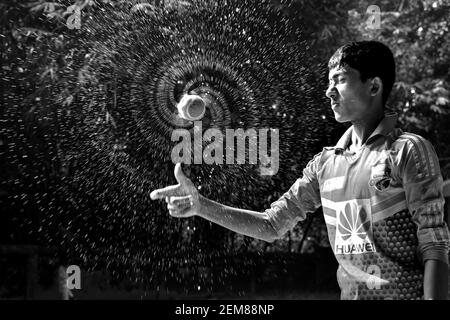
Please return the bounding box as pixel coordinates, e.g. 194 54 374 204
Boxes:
326 66 373 123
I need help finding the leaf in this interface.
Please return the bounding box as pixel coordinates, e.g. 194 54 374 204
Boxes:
430 105 446 114
30 3 46 12
436 96 449 106
46 11 63 19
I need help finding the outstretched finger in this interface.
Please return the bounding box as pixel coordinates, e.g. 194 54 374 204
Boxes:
150 184 179 200
169 206 191 217
170 195 193 206
167 201 191 212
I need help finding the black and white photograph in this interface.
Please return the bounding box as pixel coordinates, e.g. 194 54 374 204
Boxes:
1 0 450 308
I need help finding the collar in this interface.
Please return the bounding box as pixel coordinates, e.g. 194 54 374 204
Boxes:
334 112 398 150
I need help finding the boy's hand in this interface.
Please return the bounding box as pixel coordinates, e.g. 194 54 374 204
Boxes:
150 163 200 217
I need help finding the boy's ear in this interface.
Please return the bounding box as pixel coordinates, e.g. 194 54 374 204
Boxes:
370 77 383 96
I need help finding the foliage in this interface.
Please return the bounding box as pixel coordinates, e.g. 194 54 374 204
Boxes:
347 0 450 177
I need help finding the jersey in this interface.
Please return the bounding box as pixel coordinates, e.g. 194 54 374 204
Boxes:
265 113 450 300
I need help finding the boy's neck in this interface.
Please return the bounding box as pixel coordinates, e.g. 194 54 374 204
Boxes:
349 111 384 151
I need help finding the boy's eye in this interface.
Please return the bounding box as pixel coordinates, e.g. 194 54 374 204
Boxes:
328 77 345 86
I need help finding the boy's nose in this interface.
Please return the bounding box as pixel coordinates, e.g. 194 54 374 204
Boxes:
325 85 337 100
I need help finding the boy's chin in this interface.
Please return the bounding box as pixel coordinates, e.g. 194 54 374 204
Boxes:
333 113 348 123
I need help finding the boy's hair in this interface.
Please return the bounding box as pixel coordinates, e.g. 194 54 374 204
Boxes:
328 41 396 105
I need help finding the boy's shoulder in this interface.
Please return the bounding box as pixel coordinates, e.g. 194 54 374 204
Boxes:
388 128 437 159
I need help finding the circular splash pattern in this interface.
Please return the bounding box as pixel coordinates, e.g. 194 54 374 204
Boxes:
86 0 323 148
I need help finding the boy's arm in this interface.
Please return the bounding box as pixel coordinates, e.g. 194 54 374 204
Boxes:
150 163 279 242
197 196 279 242
151 156 323 242
424 259 449 300
400 138 450 300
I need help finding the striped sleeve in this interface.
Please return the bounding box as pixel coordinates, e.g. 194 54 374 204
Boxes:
400 133 450 264
264 152 322 238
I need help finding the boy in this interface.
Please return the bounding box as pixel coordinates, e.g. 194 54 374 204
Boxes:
151 41 449 300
